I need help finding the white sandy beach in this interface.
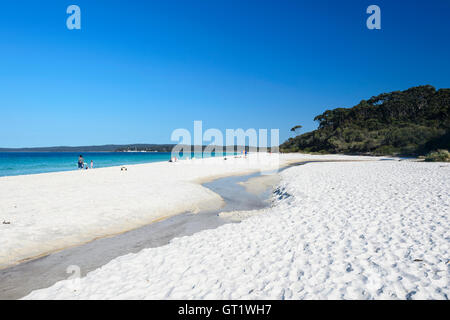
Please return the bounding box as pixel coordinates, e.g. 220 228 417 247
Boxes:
21 157 450 300
0 153 373 269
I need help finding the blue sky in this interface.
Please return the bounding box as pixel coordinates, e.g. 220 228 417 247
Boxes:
0 0 449 147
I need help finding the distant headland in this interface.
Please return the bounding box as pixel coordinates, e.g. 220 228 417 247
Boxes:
0 144 267 153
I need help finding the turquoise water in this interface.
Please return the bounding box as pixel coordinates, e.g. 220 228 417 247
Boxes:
0 152 230 177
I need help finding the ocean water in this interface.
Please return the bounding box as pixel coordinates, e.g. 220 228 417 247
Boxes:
0 152 231 177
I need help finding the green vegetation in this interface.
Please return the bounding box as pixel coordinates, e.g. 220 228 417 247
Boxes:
280 85 450 156
425 149 450 162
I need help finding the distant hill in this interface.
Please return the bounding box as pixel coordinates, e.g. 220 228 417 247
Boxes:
114 145 267 152
280 85 450 155
0 144 265 153
0 144 176 152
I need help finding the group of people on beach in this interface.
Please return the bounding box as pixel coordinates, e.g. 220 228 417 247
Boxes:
77 155 94 170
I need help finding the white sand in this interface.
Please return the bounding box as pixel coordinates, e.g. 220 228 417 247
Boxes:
23 159 449 300
219 209 264 222
0 153 378 269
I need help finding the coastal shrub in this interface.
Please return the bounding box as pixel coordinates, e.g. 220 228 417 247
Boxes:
424 149 450 162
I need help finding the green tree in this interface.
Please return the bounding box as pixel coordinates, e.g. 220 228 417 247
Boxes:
280 85 450 156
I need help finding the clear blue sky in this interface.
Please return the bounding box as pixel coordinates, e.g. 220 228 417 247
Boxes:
0 0 449 148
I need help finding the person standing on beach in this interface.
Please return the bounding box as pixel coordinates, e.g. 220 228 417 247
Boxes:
90 160 94 169
78 155 84 169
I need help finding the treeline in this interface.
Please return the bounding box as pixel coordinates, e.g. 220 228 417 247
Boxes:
280 85 450 155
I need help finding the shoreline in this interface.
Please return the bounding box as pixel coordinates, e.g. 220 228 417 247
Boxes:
0 159 321 268
0 153 394 270
22 160 449 300
0 156 284 270
1 170 277 299
0 152 237 179
1 158 299 271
